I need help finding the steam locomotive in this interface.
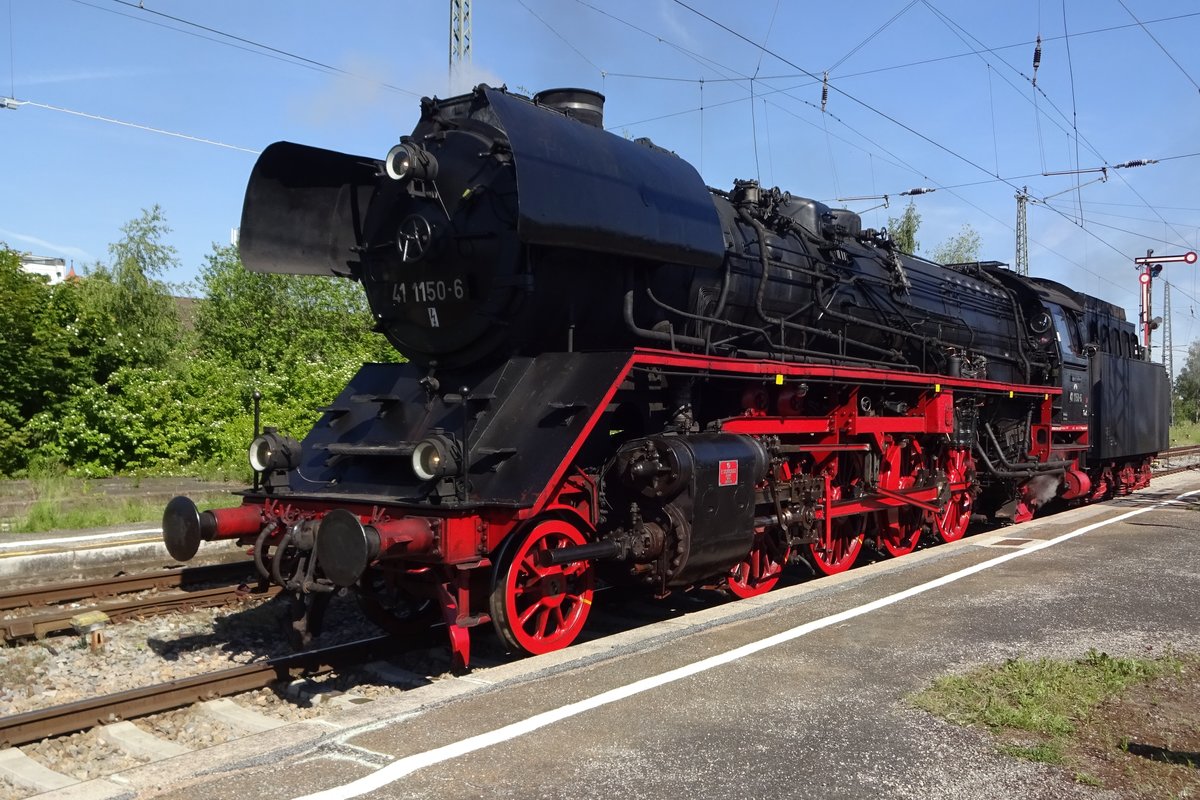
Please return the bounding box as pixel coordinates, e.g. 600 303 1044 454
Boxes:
163 85 1169 668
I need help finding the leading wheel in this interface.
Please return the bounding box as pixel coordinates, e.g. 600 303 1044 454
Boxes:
489 518 595 655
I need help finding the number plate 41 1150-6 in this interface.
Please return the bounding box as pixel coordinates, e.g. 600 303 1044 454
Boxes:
392 278 467 305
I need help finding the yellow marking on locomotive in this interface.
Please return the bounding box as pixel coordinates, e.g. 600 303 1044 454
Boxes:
775 374 784 385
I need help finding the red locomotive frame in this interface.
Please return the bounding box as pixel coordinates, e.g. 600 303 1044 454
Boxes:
185 348 1150 669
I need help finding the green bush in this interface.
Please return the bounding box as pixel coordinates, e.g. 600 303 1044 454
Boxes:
3 217 397 479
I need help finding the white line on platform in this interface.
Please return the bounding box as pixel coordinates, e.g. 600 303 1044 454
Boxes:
0 528 162 552
293 490 1200 800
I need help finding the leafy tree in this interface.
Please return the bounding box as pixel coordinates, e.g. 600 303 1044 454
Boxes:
0 248 88 472
931 224 983 265
1174 340 1200 423
195 243 395 372
184 243 399 472
887 200 921 255
79 205 183 378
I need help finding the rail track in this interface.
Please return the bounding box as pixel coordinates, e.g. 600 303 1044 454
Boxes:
0 561 275 643
1154 443 1200 476
0 635 404 748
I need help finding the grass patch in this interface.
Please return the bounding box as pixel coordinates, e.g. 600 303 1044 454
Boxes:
1169 420 1200 446
911 650 1177 740
0 473 247 533
12 492 243 533
999 741 1065 764
912 651 1200 798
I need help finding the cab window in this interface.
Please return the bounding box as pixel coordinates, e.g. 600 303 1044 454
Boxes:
1048 303 1086 365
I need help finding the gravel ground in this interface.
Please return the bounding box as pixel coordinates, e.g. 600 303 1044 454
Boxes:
0 589 466 800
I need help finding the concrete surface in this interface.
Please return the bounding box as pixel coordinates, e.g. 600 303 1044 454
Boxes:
0 525 245 583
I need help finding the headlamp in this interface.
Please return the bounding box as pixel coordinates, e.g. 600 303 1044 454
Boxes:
248 428 302 473
411 434 459 481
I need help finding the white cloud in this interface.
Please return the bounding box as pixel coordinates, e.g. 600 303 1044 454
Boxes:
0 228 93 261
19 67 151 87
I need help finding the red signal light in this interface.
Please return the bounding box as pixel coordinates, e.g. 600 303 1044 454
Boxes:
1186 251 1198 264
1139 272 1151 285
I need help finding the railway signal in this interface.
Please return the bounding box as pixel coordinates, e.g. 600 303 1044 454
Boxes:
1135 250 1196 353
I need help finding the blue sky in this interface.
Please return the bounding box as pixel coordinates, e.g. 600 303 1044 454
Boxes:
3 0 1200 367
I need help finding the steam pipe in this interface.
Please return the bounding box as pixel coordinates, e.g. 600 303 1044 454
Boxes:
973 442 1066 479
735 209 911 365
983 422 1073 470
642 285 896 368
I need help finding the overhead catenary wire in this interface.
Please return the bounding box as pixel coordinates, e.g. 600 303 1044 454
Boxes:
748 0 781 185
920 1 1193 249
662 0 1181 305
1045 203 1200 230
1116 0 1200 95
516 0 604 75
825 0 919 75
69 0 421 97
10 98 261 153
596 12 1200 94
1060 0 1084 225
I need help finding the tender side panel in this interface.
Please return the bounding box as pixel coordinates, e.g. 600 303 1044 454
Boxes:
1090 354 1170 460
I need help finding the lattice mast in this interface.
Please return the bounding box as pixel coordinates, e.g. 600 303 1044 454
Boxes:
1015 188 1029 277
450 0 472 88
1163 280 1173 375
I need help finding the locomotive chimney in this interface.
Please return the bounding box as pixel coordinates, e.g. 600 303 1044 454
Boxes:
533 88 605 128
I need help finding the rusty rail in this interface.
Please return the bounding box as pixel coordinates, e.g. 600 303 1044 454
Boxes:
0 561 257 612
1 582 280 642
0 636 401 747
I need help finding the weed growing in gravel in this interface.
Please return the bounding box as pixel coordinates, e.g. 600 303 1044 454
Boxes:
910 650 1198 798
911 650 1179 744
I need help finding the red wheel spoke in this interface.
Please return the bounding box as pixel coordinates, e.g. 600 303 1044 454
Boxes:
562 561 589 579
519 554 549 579
517 597 545 626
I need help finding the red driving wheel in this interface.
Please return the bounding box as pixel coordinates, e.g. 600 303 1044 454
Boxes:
932 448 975 544
727 526 790 598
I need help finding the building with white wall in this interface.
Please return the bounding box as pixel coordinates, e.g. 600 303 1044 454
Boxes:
18 254 71 284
